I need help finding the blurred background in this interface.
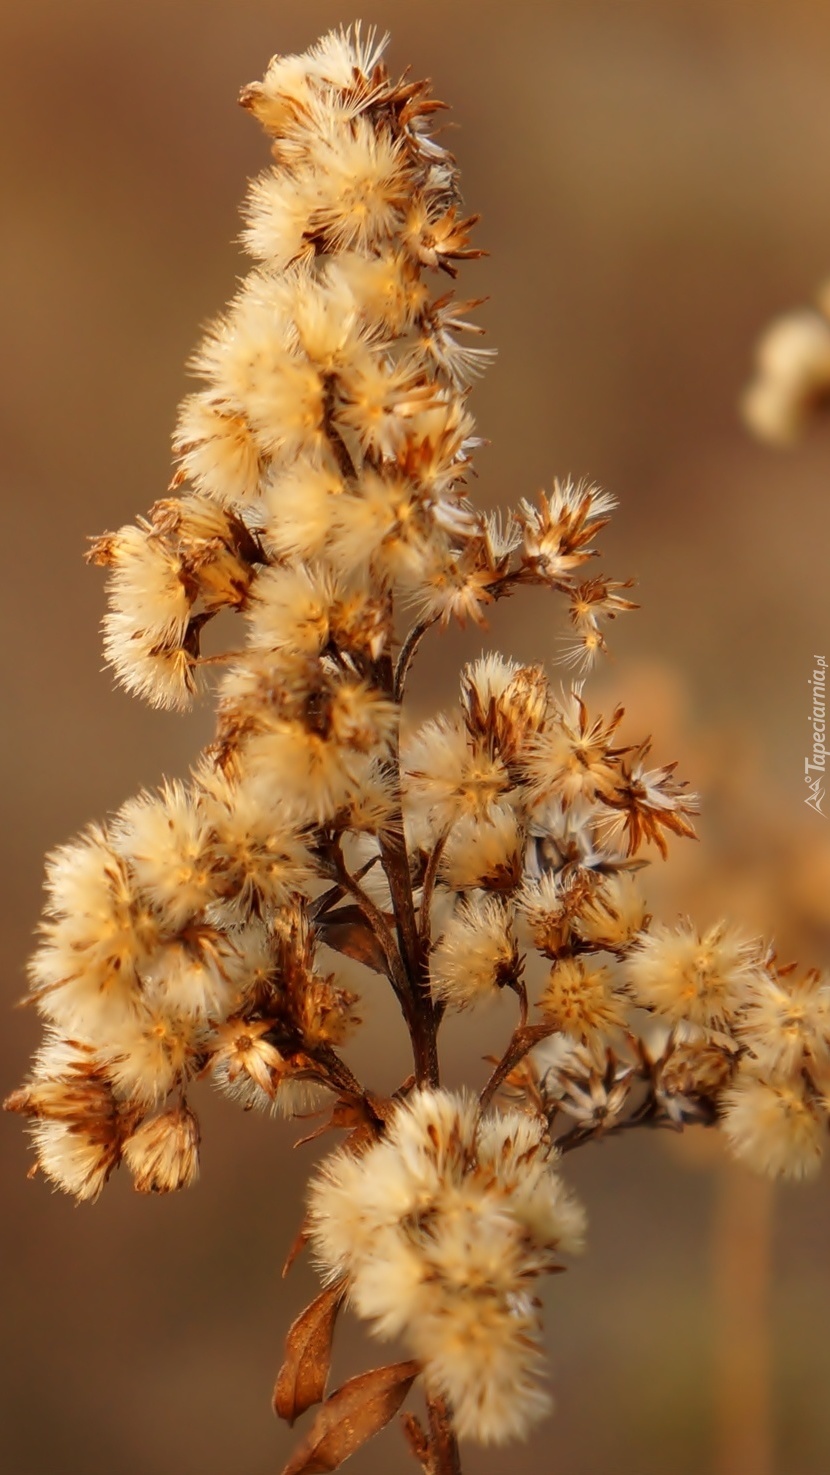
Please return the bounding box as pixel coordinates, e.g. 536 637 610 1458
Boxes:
3 2 830 1472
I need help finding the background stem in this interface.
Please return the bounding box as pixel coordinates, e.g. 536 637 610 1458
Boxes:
711 1161 774 1475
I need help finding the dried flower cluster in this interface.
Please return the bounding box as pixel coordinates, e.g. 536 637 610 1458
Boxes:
8 27 830 1475
742 277 830 443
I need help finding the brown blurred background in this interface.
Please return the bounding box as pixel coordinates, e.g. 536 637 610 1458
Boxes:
3 2 830 1472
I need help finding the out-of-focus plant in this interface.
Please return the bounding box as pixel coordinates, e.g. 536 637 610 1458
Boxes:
8 27 830 1475
742 278 830 443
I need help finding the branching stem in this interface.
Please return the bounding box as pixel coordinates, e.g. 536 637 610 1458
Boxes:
479 1022 557 1112
327 842 415 1026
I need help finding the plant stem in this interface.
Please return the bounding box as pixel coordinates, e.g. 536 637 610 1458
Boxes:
479 1022 556 1111
419 831 449 948
327 843 415 1024
426 1394 462 1475
377 646 441 1089
394 617 438 701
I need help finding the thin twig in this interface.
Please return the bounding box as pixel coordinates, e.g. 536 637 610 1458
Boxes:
309 856 379 922
194 648 248 668
419 830 450 947
327 843 415 1025
514 976 529 1029
394 617 438 701
377 645 439 1087
556 1098 681 1155
479 1022 556 1112
322 374 358 482
379 829 422 982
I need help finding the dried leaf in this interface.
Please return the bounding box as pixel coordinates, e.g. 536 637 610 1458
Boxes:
317 907 389 976
293 1097 385 1152
280 1360 421 1475
282 1223 310 1279
273 1281 347 1425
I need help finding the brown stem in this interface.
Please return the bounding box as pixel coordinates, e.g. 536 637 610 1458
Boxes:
322 374 357 482
419 830 449 947
366 637 442 1090
376 646 442 1089
376 649 422 979
556 1095 683 1155
309 855 379 922
479 1022 555 1112
379 818 440 1088
306 1042 367 1101
712 1163 774 1475
426 1394 462 1475
513 976 529 1029
379 826 422 982
327 842 416 1027
394 617 438 701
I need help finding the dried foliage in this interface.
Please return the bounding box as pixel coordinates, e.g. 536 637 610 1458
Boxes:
8 24 830 1475
743 277 830 443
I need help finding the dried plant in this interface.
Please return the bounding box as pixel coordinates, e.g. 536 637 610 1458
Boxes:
742 276 830 443
8 26 830 1475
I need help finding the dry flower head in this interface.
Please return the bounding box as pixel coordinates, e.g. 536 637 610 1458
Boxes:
7 24 829 1475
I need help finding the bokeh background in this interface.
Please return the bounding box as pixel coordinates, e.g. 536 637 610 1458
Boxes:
3 2 830 1473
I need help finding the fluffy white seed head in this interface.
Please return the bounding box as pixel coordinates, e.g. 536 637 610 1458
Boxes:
123 1104 201 1194
439 804 524 892
737 967 830 1080
430 895 519 1008
308 1090 584 1444
625 920 764 1030
721 1071 827 1180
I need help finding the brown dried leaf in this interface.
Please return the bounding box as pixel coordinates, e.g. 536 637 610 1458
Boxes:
280 1361 421 1475
273 1281 347 1425
282 1223 310 1279
293 1097 385 1152
317 907 389 976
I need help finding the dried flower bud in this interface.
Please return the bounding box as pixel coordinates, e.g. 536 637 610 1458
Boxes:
439 804 524 892
520 691 625 810
736 965 830 1081
123 1104 201 1194
517 870 595 956
403 715 512 838
538 956 628 1043
653 1026 740 1125
430 895 520 1008
517 479 616 582
575 871 650 952
539 1041 635 1130
5 1037 135 1202
721 1070 827 1180
460 655 550 764
626 920 763 1030
742 302 830 444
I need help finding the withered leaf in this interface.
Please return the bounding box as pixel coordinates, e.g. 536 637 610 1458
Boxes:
280 1360 421 1475
317 907 389 976
293 1097 386 1152
282 1222 310 1279
273 1280 347 1425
